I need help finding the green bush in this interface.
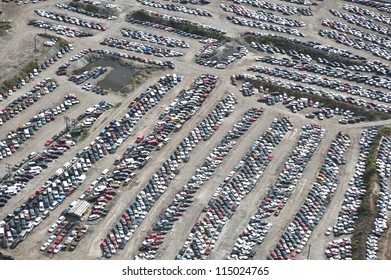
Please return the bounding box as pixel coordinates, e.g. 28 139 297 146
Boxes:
243 77 390 121
0 23 12 31
351 126 391 259
129 10 231 42
244 34 365 67
1 60 39 91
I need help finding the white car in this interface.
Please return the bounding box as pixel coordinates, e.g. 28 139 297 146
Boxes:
48 223 58 233
325 227 332 236
88 214 100 221
53 245 63 254
40 242 50 251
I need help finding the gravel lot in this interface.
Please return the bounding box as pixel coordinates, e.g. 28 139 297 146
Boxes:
1 0 391 260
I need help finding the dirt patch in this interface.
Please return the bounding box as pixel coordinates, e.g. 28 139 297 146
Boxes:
0 33 67 93
351 180 378 259
351 127 391 259
209 40 242 62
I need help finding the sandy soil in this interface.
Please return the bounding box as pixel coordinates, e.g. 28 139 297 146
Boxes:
0 0 390 260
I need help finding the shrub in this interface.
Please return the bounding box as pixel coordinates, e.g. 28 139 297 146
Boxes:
244 34 365 67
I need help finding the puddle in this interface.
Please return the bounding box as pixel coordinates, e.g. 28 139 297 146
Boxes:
89 59 134 91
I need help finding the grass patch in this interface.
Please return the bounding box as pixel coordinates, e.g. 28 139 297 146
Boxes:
0 60 39 93
351 127 391 259
242 77 390 121
78 129 89 141
243 34 365 67
0 35 67 94
128 10 231 42
120 73 149 94
37 33 69 49
0 22 12 31
100 117 108 124
114 102 122 108
69 2 101 13
69 1 116 16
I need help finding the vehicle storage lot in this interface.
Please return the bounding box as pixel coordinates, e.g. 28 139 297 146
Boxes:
1 0 391 260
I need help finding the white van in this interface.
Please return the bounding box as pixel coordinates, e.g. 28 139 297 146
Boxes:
101 168 110 176
49 201 59 211
39 202 45 212
63 161 72 170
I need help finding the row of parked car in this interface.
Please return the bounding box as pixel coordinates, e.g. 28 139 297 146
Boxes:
256 55 391 91
248 35 391 76
0 78 58 128
253 83 365 123
0 99 112 210
331 128 377 238
0 132 78 248
247 32 367 61
102 89 237 258
342 3 391 26
68 66 108 85
267 132 350 259
228 124 325 260
75 101 114 129
41 222 89 254
126 74 212 171
136 0 213 16
121 28 190 48
28 19 93 38
136 107 263 259
195 41 248 69
325 237 352 260
229 0 313 16
126 10 226 41
345 0 391 14
247 65 391 105
235 72 391 114
280 0 315 5
366 136 391 259
143 9 226 34
220 4 306 27
330 7 391 36
319 29 391 62
177 116 293 260
34 9 108 31
100 37 184 57
55 2 118 20
0 44 72 101
80 84 108 95
0 74 181 248
61 48 175 72
0 95 79 163
226 15 305 37
323 16 391 51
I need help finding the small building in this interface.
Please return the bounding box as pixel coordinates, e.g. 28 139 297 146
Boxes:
67 200 91 220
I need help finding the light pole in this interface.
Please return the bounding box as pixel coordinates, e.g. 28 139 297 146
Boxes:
34 35 38 52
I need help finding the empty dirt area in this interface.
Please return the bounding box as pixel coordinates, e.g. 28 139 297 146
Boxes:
1 0 391 262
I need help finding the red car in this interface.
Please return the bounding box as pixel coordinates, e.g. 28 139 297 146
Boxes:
47 244 57 253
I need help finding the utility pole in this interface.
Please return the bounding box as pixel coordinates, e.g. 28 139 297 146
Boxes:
307 243 311 260
34 35 38 52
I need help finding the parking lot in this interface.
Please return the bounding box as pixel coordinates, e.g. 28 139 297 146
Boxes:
1 0 391 260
